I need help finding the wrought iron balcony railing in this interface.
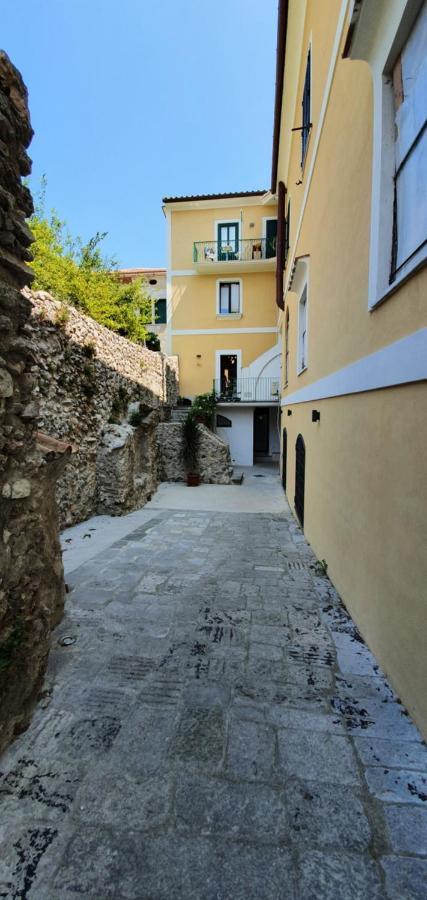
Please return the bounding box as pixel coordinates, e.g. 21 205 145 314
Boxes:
194 238 276 264
214 377 280 403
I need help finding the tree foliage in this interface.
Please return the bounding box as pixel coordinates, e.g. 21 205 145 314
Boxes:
28 178 154 344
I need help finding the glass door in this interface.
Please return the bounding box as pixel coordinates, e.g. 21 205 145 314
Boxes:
217 222 239 260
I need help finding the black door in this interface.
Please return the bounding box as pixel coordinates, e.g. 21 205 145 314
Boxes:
294 434 305 526
265 219 277 258
254 409 269 455
282 428 287 490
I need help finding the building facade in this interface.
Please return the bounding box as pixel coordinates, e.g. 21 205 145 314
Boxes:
273 0 427 733
118 267 167 351
163 192 281 466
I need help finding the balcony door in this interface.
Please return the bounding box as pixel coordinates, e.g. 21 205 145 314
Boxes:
220 354 238 397
265 219 278 258
217 222 239 260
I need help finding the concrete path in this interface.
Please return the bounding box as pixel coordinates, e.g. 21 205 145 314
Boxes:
1 489 426 897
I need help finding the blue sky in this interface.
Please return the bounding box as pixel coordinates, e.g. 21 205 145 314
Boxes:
2 0 277 267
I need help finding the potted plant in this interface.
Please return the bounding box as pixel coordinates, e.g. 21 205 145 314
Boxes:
192 389 217 430
182 412 201 486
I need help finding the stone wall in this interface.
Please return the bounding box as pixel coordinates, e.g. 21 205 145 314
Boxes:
0 53 65 752
157 421 233 484
24 289 179 526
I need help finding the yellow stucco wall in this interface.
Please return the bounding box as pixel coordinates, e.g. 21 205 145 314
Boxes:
174 332 278 397
281 384 427 733
171 272 277 331
277 1 427 736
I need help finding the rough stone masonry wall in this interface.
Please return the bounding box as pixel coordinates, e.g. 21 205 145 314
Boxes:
157 421 233 484
0 53 65 752
25 290 179 526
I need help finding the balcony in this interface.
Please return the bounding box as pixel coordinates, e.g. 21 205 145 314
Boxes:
214 377 280 404
193 238 276 273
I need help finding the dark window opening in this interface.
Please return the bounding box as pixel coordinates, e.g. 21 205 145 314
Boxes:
155 298 167 324
294 434 305 527
216 414 232 428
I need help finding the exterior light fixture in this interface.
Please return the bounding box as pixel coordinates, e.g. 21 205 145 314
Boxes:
287 409 292 416
312 410 320 422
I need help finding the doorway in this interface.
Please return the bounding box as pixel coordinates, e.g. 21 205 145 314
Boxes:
220 354 238 398
294 434 305 527
282 427 287 490
253 408 269 457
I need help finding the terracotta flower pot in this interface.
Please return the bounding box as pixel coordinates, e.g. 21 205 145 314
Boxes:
186 473 200 487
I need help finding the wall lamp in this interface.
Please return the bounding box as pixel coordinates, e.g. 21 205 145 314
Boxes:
312 410 320 422
287 409 292 416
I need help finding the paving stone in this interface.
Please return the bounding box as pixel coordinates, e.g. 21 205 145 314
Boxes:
333 632 383 678
365 767 427 804
287 781 372 850
266 708 344 734
176 774 288 842
249 642 283 661
331 697 422 742
251 624 291 647
172 707 224 766
381 855 427 900
297 851 384 899
354 736 427 771
226 719 275 781
74 771 173 829
384 805 427 855
277 729 360 785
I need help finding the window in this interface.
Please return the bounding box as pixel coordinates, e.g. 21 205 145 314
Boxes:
301 48 311 166
390 4 427 283
219 281 240 315
216 414 232 428
284 308 290 385
155 298 167 324
298 286 308 372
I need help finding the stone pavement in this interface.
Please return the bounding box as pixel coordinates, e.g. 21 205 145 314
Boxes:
0 497 426 898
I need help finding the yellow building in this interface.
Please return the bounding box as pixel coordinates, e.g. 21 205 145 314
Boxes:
273 0 427 733
163 191 281 466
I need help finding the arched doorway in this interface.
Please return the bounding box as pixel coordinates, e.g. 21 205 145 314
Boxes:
282 428 287 491
295 434 305 527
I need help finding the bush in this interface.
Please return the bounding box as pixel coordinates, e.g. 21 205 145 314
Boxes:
192 390 217 429
145 332 160 351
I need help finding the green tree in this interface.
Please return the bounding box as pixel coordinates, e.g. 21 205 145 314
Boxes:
28 178 153 345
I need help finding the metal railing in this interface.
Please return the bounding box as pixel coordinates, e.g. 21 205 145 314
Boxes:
193 238 276 264
214 377 280 403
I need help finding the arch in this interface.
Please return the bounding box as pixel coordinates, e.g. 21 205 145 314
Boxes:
282 428 287 491
294 434 305 527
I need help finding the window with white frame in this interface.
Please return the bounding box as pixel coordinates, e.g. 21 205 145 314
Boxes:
218 281 240 315
298 286 308 372
390 3 427 283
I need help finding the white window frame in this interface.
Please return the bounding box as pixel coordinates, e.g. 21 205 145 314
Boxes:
293 259 309 375
349 0 427 308
216 278 243 317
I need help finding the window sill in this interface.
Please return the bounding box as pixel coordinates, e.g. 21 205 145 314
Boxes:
297 365 307 376
216 313 242 320
369 254 427 311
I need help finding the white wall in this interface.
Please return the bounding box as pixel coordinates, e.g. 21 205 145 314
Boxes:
216 407 254 466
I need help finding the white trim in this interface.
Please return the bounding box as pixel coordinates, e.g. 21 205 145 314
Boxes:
216 277 243 316
282 0 349 304
163 194 275 212
281 328 427 404
171 327 278 336
215 349 242 383
170 269 197 277
165 209 173 355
